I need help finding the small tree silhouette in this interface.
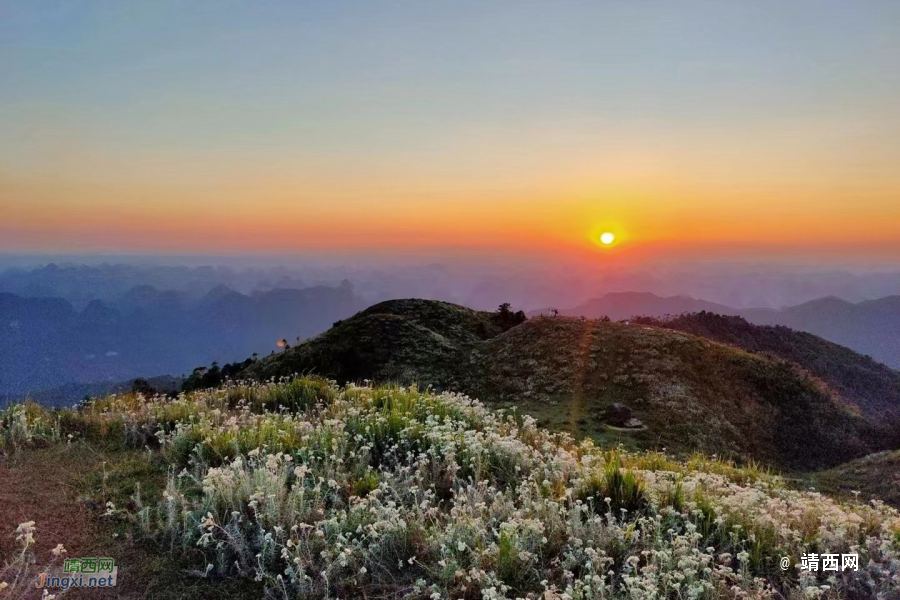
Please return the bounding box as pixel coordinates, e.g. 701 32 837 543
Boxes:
495 303 527 331
131 378 156 396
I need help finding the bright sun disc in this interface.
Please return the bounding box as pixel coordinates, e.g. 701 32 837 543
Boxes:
599 232 615 245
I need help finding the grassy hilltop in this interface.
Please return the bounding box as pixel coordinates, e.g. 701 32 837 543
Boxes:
243 299 514 389
1 379 898 599
233 299 893 471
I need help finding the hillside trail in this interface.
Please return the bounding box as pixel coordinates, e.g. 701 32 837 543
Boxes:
0 442 183 599
0 443 255 600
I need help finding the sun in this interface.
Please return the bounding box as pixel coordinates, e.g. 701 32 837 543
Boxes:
589 225 623 248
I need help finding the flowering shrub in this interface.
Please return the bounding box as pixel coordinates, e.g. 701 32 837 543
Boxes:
3 378 900 598
0 403 61 452
125 380 900 599
0 521 67 599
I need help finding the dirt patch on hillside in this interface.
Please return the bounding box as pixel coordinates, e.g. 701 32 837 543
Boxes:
0 443 260 599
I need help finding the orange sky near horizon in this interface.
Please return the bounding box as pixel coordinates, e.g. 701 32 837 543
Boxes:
5 165 899 263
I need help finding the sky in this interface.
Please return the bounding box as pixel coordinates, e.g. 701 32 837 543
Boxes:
2 0 899 264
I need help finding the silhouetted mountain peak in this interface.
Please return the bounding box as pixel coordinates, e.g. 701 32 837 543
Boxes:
202 283 239 301
787 295 854 311
80 299 119 323
552 291 735 321
860 295 900 311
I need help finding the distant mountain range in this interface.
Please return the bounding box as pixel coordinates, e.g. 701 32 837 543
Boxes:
6 282 900 406
0 262 311 308
529 292 734 321
538 292 900 368
0 282 366 401
741 296 900 369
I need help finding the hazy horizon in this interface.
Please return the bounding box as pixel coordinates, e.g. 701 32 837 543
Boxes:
4 253 900 311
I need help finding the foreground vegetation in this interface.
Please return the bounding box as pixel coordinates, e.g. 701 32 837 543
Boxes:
2 378 899 599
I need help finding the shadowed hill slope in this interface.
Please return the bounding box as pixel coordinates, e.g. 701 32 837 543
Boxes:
550 292 900 369
237 300 891 471
741 295 900 369
812 450 900 507
631 311 900 420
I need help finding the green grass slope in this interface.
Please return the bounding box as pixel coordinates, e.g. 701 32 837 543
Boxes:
632 311 900 420
469 316 879 471
812 450 900 507
238 301 888 471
